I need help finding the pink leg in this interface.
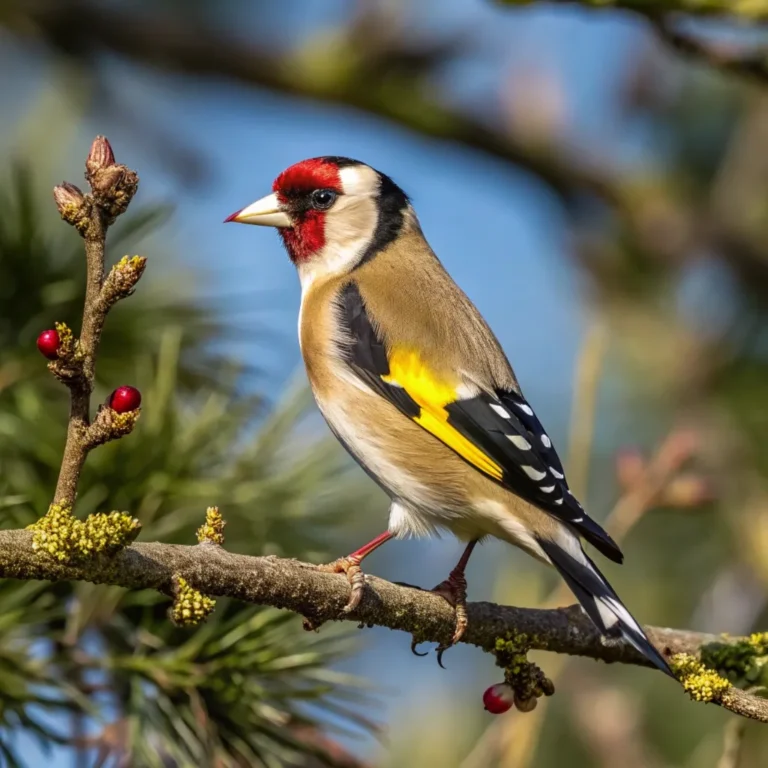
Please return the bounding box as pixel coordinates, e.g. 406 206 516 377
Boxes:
317 531 394 613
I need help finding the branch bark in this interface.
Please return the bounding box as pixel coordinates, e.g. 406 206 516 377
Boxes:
50 138 140 506
0 528 765 722
53 182 107 505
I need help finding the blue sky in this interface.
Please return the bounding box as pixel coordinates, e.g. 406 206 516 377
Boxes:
0 0 651 762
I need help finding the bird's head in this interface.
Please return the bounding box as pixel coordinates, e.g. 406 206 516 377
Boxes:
225 157 411 283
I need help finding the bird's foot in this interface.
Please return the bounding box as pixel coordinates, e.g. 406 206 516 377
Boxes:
316 555 366 614
431 570 469 668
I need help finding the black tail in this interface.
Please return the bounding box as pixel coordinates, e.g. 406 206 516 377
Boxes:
538 539 673 677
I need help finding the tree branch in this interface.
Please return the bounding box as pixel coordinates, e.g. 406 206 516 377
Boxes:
652 18 768 83
0 528 765 722
8 0 622 206
50 138 140 506
496 0 768 23
52 170 107 505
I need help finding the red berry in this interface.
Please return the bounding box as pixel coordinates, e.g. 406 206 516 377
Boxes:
483 683 515 714
37 330 60 360
109 386 141 413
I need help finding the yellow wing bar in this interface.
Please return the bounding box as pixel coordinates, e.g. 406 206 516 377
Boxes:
382 348 503 480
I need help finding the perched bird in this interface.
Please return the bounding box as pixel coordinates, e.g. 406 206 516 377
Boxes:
226 156 672 675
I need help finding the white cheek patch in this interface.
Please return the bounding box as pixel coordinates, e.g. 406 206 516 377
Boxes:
339 165 381 197
297 170 381 292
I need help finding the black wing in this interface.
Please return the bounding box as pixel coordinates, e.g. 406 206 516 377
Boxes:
445 389 622 562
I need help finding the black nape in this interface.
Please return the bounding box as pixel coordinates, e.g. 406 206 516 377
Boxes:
357 171 409 268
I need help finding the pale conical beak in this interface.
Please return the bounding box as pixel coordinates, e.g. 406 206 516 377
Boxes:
224 193 292 227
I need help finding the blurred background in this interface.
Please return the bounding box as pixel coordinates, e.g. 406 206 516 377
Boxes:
1 0 767 765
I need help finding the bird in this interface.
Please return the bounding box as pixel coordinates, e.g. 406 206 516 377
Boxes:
225 156 673 676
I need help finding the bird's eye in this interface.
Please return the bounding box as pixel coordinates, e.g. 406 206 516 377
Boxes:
310 189 337 211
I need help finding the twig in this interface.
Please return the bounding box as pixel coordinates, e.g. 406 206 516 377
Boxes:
3 0 768 246
0 530 764 721
566 319 608 500
48 137 142 768
16 1 768 304
608 429 699 542
14 0 618 206
653 18 768 84
717 716 747 768
495 0 768 23
50 137 140 506
53 191 106 505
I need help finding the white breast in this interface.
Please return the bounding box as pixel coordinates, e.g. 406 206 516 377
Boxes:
314 368 472 538
316 386 437 510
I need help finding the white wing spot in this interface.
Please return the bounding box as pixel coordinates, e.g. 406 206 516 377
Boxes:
508 435 531 450
572 515 584 522
541 434 552 448
540 484 555 493
549 466 564 479
490 403 510 419
516 403 534 416
566 489 582 506
554 498 564 505
522 465 546 481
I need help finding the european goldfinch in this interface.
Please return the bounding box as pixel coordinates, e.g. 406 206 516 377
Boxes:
226 156 672 676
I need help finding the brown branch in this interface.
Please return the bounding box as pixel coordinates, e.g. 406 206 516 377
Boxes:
495 0 768 22
9 0 766 263
53 185 107 504
50 138 140 506
0 528 765 722
6 0 768 177
653 18 768 83
12 0 618 206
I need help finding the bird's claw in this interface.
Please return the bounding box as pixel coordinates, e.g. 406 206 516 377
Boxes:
316 555 366 614
430 572 469 666
406 573 469 666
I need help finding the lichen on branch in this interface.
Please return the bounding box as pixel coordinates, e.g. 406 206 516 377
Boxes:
671 653 731 702
197 506 226 546
493 632 556 712
170 575 216 626
29 502 140 563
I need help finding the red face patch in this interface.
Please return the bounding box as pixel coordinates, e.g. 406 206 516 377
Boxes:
272 158 343 200
272 158 343 263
